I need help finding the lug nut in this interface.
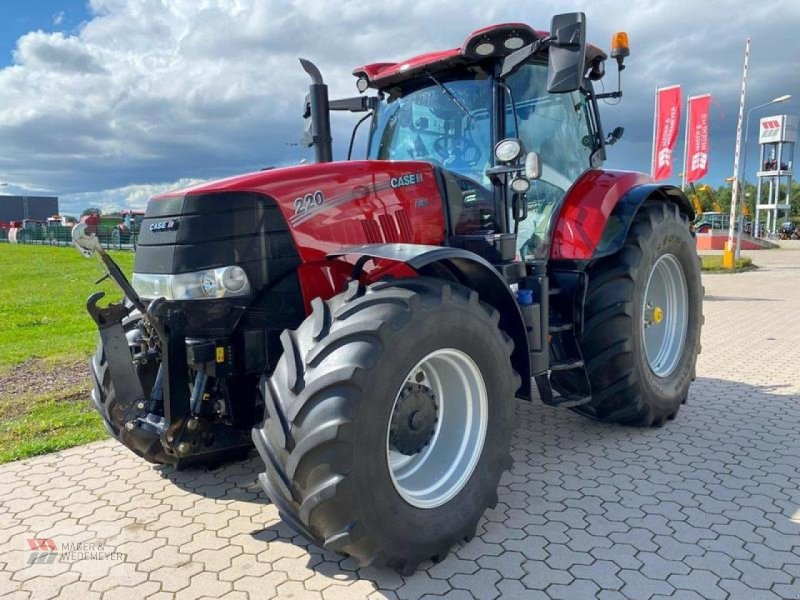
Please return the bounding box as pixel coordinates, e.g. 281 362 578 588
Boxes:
178 442 190 454
125 421 135 431
166 434 174 443
187 419 198 431
137 402 145 410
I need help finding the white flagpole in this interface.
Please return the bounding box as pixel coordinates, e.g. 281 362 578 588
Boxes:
727 37 750 265
651 87 659 178
682 96 692 191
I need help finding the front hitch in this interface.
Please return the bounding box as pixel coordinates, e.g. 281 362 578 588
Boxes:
77 224 252 468
72 222 148 315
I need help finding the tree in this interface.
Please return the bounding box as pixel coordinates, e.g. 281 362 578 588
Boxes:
81 207 101 217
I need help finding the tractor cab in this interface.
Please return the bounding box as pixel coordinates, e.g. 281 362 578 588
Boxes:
306 14 628 261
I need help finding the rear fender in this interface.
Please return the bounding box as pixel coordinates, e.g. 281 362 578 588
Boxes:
327 244 532 399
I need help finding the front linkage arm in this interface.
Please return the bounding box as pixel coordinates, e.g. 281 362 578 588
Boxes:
73 223 251 468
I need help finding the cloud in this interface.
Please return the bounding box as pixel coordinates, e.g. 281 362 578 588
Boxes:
0 0 798 213
59 178 206 215
53 11 65 26
14 31 107 74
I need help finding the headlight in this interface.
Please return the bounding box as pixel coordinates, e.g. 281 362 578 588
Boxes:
132 266 252 301
494 138 524 163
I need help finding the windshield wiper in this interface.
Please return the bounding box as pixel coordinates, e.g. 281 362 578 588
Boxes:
424 71 475 124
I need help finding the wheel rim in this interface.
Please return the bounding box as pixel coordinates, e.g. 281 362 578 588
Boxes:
386 348 488 509
642 253 689 377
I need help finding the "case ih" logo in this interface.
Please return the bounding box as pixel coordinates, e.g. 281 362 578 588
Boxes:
149 219 179 232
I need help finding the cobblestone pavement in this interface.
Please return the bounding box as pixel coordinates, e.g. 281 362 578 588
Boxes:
1 248 799 600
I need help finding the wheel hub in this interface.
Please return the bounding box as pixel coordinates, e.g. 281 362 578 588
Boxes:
389 383 438 455
644 303 665 327
642 254 689 377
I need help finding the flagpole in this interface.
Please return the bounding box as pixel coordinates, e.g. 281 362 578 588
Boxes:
682 96 691 191
651 87 659 178
726 36 751 267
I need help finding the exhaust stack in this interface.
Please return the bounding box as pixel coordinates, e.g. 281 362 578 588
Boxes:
300 58 333 163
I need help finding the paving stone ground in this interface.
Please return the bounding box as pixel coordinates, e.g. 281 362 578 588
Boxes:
1 246 799 600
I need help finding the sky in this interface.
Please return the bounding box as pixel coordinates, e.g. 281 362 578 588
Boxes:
0 0 799 216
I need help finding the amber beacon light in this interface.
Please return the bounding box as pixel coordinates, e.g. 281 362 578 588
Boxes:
611 31 630 69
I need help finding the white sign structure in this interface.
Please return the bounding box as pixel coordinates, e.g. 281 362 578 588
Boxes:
758 115 798 144
754 114 796 236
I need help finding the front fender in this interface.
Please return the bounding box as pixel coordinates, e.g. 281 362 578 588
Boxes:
549 170 693 261
328 244 531 399
550 170 651 261
593 184 694 259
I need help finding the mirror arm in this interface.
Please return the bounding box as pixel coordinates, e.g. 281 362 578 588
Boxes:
329 96 378 112
486 164 523 185
500 36 551 79
594 63 624 100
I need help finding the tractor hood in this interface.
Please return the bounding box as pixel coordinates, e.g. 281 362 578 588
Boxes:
148 160 447 264
155 160 435 202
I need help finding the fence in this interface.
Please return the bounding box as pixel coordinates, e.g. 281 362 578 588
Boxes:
0 226 138 251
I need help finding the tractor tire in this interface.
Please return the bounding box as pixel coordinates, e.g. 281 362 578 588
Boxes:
564 200 703 426
253 277 517 574
90 312 168 464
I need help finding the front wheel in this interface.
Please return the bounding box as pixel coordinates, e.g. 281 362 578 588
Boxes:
253 278 517 574
558 200 703 426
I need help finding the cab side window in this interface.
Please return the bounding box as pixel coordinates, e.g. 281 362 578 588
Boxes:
505 63 593 189
504 63 594 257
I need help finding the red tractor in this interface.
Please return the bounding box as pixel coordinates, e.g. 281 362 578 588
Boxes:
110 209 145 248
73 13 702 574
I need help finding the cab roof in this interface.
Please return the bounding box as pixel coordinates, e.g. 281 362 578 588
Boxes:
352 23 607 89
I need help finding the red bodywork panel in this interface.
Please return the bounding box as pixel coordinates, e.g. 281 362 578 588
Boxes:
353 24 544 88
157 160 445 309
353 23 605 90
550 169 652 261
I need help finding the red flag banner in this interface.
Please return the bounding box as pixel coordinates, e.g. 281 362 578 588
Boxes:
651 85 682 181
685 94 711 183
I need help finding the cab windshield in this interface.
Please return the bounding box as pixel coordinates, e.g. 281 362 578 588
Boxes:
368 63 595 259
368 70 493 188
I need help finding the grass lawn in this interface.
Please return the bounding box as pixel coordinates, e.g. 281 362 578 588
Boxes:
700 255 757 273
0 244 133 368
0 244 134 463
0 384 107 463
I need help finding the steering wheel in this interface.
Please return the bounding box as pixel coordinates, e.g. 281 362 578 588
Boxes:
433 136 481 167
519 234 544 259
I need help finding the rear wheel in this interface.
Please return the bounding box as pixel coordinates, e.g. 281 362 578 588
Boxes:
561 201 703 426
253 278 517 574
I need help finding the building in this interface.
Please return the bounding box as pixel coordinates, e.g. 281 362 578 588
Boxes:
0 195 59 223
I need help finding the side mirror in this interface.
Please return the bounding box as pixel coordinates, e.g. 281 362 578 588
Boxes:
524 152 541 180
605 126 625 146
546 12 587 93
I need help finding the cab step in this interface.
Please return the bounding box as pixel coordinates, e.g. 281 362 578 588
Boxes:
547 394 592 408
550 359 584 371
533 374 591 407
